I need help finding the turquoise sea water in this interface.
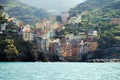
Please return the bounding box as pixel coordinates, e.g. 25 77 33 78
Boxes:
0 62 120 80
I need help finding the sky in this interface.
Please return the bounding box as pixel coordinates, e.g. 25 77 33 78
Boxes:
19 0 86 14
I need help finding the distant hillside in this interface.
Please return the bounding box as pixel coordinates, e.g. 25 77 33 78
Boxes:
68 0 120 22
70 0 120 14
0 0 50 25
68 0 120 30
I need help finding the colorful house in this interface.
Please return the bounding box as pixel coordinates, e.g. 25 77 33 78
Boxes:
49 39 61 55
22 24 35 41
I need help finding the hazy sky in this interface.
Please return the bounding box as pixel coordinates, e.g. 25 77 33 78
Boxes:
19 0 86 14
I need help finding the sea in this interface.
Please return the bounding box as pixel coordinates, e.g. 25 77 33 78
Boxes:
0 62 120 80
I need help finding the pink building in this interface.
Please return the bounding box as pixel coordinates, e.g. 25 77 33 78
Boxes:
111 18 120 24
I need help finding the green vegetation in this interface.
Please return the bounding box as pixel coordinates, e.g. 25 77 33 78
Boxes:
68 0 120 39
56 16 63 23
4 39 19 61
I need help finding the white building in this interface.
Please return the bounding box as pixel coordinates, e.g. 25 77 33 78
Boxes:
0 23 7 31
65 34 74 40
23 32 34 41
68 15 81 25
22 24 35 41
88 30 98 38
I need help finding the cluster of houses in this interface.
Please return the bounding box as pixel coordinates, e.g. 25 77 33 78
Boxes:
0 10 99 58
16 16 99 58
1 5 120 61
60 31 98 57
68 11 89 25
0 11 20 34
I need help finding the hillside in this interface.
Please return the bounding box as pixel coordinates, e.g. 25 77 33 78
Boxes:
61 0 120 56
57 0 120 59
70 0 120 14
68 0 120 31
0 5 60 62
0 0 50 25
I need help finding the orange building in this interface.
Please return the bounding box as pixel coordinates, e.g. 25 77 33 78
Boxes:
89 42 98 51
61 42 72 57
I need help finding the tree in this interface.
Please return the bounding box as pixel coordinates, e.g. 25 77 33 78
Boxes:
4 39 19 61
56 16 62 23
